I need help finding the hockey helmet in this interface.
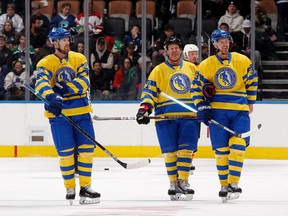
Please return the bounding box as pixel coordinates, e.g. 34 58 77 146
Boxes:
183 44 199 60
49 27 71 43
164 36 182 51
211 29 231 45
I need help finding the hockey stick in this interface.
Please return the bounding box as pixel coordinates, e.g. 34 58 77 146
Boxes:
93 115 196 121
160 91 262 139
24 83 150 169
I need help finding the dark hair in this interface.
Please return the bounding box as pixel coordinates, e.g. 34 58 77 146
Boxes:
62 3 71 9
219 22 229 29
163 23 175 32
93 58 101 66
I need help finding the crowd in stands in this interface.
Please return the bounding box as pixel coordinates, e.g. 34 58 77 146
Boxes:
0 0 287 101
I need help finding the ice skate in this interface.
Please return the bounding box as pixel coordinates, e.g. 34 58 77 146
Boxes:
218 186 228 203
168 181 194 201
79 186 100 204
168 181 178 200
66 188 76 205
227 184 242 200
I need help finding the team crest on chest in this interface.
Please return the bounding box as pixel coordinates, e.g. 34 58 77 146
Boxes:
54 66 75 83
170 73 190 94
214 67 236 89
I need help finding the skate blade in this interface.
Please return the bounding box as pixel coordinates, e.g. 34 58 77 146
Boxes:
79 197 100 205
221 197 228 203
68 200 73 205
227 192 240 200
170 193 193 201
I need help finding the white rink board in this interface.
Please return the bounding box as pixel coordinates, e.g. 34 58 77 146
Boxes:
0 102 287 147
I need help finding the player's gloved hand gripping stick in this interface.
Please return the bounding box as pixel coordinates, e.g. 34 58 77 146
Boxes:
160 91 262 139
24 83 151 169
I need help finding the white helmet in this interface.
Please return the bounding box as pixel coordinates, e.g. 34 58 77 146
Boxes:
183 44 199 60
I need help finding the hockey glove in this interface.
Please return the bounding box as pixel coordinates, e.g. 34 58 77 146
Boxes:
136 103 152 125
196 100 212 126
46 93 64 116
203 83 215 100
54 81 69 96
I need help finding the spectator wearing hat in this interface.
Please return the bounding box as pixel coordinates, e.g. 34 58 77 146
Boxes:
218 1 244 33
111 40 124 74
233 19 263 70
0 3 24 33
1 20 18 50
31 2 50 36
90 37 114 80
124 42 141 67
123 24 142 55
0 33 13 99
50 2 76 35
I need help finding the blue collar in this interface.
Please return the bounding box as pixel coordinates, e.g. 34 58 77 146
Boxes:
215 52 231 64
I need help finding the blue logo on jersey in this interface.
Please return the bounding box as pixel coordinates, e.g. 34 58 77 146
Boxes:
54 66 75 83
214 67 236 89
170 73 190 94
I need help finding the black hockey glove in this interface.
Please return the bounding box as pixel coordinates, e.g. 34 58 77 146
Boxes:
203 83 215 100
136 103 152 125
46 93 64 116
196 100 212 126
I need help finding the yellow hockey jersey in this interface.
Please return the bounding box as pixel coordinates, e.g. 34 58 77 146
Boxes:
191 52 258 111
140 60 197 118
35 51 92 118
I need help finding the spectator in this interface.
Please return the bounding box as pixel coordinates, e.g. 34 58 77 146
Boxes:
218 1 244 33
124 42 141 66
123 24 142 54
254 1 277 43
75 0 103 52
31 2 50 36
0 3 24 33
275 0 288 42
151 23 180 68
34 37 54 66
90 37 114 80
30 16 47 52
219 22 230 32
4 60 25 100
110 57 139 100
50 2 76 35
111 39 125 75
233 19 262 69
12 33 36 71
75 41 84 54
1 20 18 49
90 59 111 100
0 33 13 99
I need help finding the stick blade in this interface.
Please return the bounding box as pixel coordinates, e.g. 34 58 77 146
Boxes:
122 158 151 169
240 123 262 138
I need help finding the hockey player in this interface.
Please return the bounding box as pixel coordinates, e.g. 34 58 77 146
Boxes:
191 29 258 202
183 43 200 174
183 44 199 66
34 27 100 205
136 37 199 201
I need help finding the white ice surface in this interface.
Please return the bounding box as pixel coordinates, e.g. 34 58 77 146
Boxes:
0 158 287 216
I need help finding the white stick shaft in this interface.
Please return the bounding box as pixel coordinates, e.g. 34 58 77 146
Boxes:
160 92 198 113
